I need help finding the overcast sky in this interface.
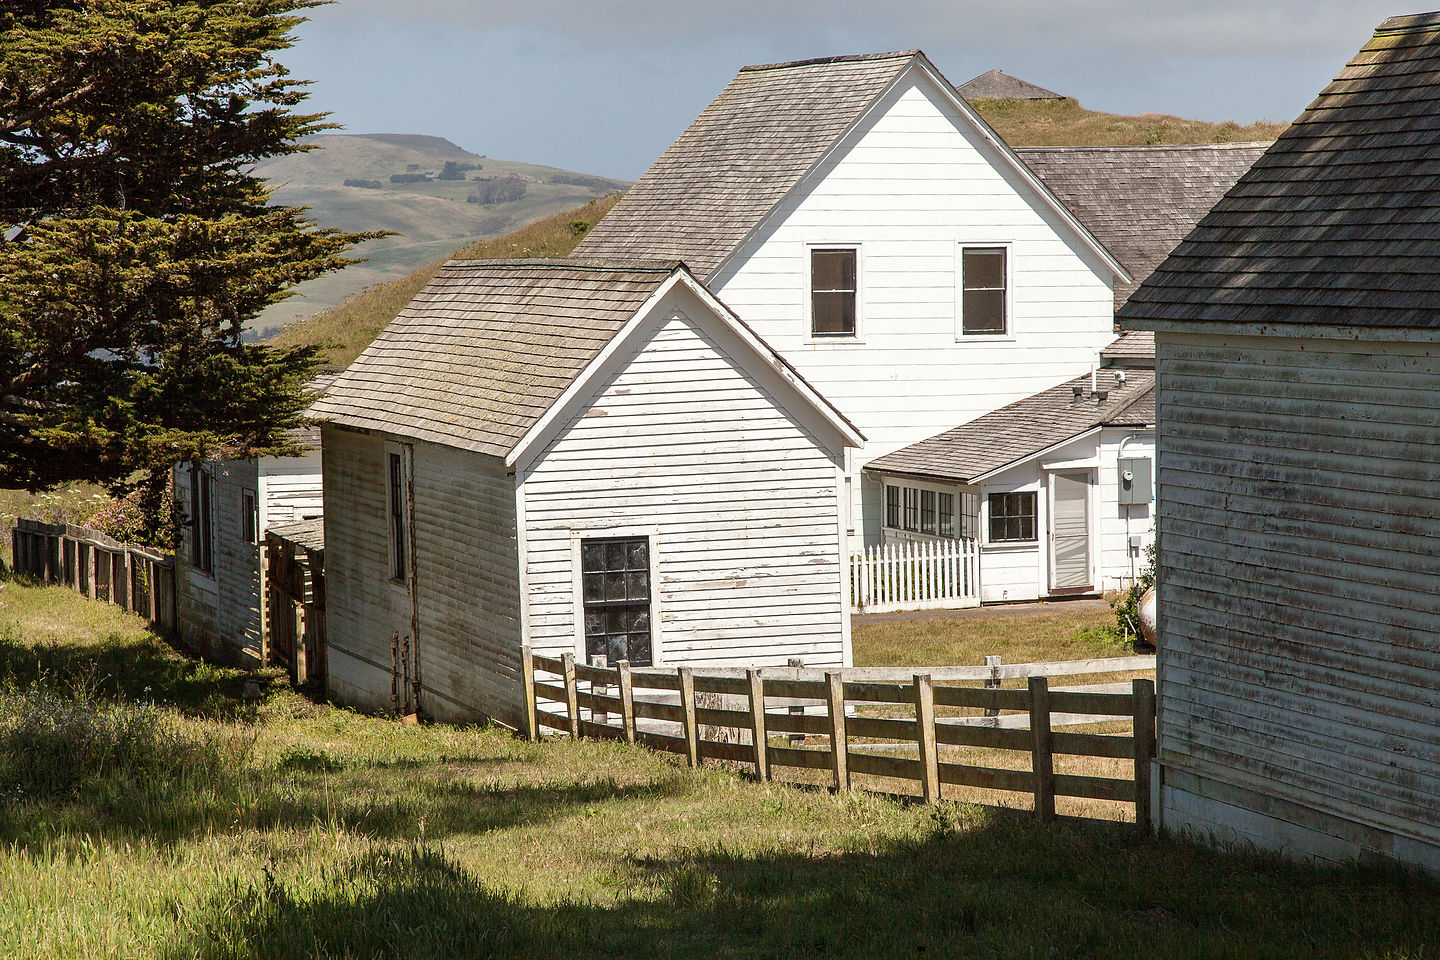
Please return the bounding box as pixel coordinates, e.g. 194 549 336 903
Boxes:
285 1 1402 180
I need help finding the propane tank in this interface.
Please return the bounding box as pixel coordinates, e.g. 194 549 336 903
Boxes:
1138 585 1158 646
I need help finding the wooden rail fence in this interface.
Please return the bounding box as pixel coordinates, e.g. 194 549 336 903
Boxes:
850 538 980 613
522 649 1157 827
8 518 176 629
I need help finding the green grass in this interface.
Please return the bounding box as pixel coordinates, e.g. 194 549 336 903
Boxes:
1 580 1437 959
853 601 1130 668
268 194 622 366
0 484 109 561
971 97 1288 147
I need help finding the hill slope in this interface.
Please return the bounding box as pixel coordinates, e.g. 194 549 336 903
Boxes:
969 97 1286 147
251 134 629 333
270 194 622 366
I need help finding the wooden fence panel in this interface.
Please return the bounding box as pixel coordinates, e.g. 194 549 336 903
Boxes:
9 519 176 631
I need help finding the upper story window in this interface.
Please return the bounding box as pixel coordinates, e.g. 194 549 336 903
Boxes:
810 247 857 337
961 246 1007 335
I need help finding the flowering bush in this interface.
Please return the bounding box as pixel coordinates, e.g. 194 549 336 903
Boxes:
85 474 174 548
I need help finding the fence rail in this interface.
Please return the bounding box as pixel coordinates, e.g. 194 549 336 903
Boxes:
850 538 980 613
8 518 176 629
522 648 1156 827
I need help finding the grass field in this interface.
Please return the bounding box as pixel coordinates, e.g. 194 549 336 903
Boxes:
971 97 1287 147
852 600 1128 667
2 580 1437 958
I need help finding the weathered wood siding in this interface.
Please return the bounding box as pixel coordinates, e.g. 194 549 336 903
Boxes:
259 453 323 527
1154 331 1440 861
173 459 261 662
520 293 849 668
322 425 523 725
710 67 1117 474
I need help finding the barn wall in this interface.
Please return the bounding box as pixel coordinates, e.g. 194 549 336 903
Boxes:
322 426 523 726
259 452 323 528
520 292 850 669
709 66 1116 475
173 459 261 663
1154 330 1440 867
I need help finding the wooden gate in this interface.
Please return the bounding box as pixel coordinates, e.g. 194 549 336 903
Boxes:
265 520 326 692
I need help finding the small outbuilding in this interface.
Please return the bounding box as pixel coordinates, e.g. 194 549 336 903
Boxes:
956 69 1066 101
309 259 863 726
1119 13 1440 871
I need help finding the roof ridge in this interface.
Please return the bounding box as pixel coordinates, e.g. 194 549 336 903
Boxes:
1015 142 1272 154
441 258 681 273
1098 376 1157 424
739 50 919 73
1375 11 1440 34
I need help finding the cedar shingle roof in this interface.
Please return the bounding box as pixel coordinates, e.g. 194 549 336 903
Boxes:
308 260 679 458
575 52 919 278
866 369 1155 484
1099 330 1156 364
1119 13 1440 329
957 69 1065 101
1016 143 1269 311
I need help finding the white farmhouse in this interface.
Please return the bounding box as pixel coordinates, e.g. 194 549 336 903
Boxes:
576 51 1131 547
1119 13 1440 871
309 260 861 726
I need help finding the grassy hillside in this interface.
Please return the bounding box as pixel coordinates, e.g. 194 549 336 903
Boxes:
270 194 622 366
970 97 1287 147
250 134 629 334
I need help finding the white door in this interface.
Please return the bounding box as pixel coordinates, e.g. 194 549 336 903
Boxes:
1049 472 1092 593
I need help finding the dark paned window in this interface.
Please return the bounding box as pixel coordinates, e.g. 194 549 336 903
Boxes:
581 537 652 666
920 489 937 535
962 247 1007 335
903 487 919 531
388 452 407 581
885 485 900 528
190 464 213 575
939 493 954 538
988 492 1036 543
242 490 258 545
960 492 979 539
811 248 857 336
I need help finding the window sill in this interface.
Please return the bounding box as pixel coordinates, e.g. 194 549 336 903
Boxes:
981 540 1038 551
955 333 1016 343
804 336 866 347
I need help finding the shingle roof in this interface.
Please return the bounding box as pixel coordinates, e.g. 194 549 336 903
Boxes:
1016 143 1268 311
866 369 1155 484
1119 14 1440 330
267 518 324 552
957 69 1065 101
308 260 678 459
575 52 919 278
1099 330 1156 364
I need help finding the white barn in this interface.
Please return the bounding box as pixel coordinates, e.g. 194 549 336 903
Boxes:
309 260 862 726
576 51 1131 548
1119 13 1440 871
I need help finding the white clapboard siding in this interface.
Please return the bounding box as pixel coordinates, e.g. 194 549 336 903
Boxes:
520 310 848 669
259 453 323 528
322 426 525 726
172 458 261 660
849 538 979 613
1154 331 1440 850
709 72 1117 467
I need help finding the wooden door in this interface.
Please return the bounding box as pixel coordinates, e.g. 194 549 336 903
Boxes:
1049 472 1092 593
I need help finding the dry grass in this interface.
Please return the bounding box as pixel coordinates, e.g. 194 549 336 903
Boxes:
269 193 622 366
972 96 1288 147
853 600 1129 668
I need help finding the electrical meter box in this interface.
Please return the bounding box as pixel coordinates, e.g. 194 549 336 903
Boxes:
1118 457 1152 505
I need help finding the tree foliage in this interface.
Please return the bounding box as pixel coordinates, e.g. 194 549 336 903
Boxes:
0 0 378 508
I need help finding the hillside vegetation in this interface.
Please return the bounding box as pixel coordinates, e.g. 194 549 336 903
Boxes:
250 134 629 333
270 194 622 366
970 97 1286 146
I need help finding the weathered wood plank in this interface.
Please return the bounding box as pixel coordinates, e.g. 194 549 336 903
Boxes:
826 672 849 792
1054 773 1134 803
915 674 940 803
937 763 1034 793
767 745 834 772
1029 676 1055 820
846 751 922 781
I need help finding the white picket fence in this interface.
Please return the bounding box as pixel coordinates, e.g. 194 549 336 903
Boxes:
850 538 980 613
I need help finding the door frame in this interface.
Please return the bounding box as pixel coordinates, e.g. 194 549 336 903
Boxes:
1046 468 1095 595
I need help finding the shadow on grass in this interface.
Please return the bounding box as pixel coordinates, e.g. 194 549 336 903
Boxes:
169 811 1440 960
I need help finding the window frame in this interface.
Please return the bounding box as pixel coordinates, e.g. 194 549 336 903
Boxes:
957 243 1013 339
189 463 214 576
885 484 900 529
242 489 258 545
878 477 978 541
571 527 662 666
986 491 1038 545
806 243 862 342
385 445 411 584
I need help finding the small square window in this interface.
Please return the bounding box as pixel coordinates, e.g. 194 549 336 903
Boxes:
988 492 1036 543
962 247 1007 335
811 248 857 337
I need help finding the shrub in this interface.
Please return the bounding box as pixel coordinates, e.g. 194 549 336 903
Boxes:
1112 542 1156 643
342 178 382 189
85 473 173 547
435 161 465 181
466 176 527 205
389 173 429 184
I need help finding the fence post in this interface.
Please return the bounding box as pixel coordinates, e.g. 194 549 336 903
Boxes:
617 660 636 745
561 652 579 740
1028 675 1056 820
914 673 940 803
678 667 699 767
825 671 849 792
590 653 608 727
121 550 135 613
787 658 805 746
747 668 769 781
1133 678 1156 832
520 645 538 741
984 655 1002 721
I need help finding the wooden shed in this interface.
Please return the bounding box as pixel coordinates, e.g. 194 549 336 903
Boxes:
309 259 863 727
1118 13 1440 872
